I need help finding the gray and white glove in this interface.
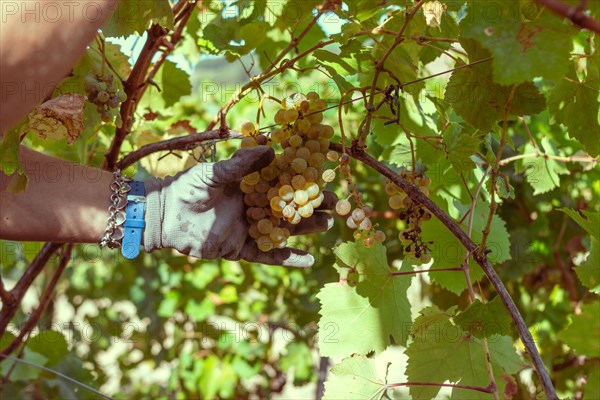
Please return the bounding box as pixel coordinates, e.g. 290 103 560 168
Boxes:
143 146 336 267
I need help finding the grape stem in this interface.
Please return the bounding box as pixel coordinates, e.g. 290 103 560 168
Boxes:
329 142 559 400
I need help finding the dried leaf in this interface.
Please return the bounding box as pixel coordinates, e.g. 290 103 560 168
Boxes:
29 94 85 144
423 1 446 28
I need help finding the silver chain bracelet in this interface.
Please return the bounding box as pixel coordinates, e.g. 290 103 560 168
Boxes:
99 169 132 249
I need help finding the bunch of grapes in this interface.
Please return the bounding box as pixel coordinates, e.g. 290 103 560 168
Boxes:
83 70 126 124
334 198 386 248
386 170 432 263
240 92 335 252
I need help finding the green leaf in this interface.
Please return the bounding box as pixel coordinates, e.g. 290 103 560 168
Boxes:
239 21 270 49
559 209 600 238
185 297 215 322
345 0 388 21
486 335 527 375
7 171 28 194
424 198 511 294
559 210 600 293
444 38 546 131
102 0 174 37
27 330 69 367
461 2 574 84
522 137 570 195
578 239 600 294
0 333 49 382
323 355 386 400
317 242 412 358
405 307 521 400
443 125 483 173
0 127 23 175
313 49 357 75
160 61 192 107
279 342 313 384
548 67 600 156
559 301 600 357
454 296 514 338
584 366 600 400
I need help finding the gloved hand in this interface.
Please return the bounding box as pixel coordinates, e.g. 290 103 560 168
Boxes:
143 146 336 267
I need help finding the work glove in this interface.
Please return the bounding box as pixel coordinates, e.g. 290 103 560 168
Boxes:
143 146 336 267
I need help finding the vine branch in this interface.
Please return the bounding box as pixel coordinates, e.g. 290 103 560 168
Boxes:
116 129 242 170
0 243 63 335
104 0 197 170
0 245 74 358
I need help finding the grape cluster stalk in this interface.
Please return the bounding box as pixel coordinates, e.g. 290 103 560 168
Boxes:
240 92 334 252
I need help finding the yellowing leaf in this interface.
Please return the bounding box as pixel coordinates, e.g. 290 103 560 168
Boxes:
423 1 446 28
28 94 85 144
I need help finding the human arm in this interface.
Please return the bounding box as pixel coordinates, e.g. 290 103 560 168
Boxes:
0 0 118 133
0 146 114 243
0 145 335 267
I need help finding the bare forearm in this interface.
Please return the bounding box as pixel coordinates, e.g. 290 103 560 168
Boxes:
0 0 118 133
0 146 113 243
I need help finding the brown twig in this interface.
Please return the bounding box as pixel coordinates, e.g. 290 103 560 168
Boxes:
389 267 463 276
116 129 242 170
329 142 558 400
104 1 196 170
479 85 517 256
535 0 600 33
103 24 167 170
0 243 63 336
0 245 73 358
358 0 426 149
0 279 10 304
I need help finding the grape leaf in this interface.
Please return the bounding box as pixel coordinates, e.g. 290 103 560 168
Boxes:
102 0 174 37
0 127 23 175
548 66 600 156
454 296 514 338
559 209 600 293
521 138 570 195
442 125 483 173
0 333 49 382
27 330 69 367
27 94 85 145
317 242 412 358
584 366 600 400
405 307 522 400
558 301 600 357
323 355 386 400
279 342 313 384
160 61 192 107
239 21 269 49
424 198 511 295
461 2 574 85
445 38 546 131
